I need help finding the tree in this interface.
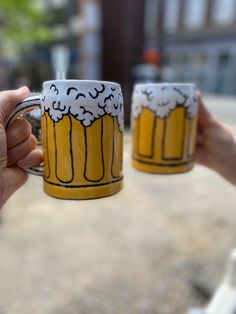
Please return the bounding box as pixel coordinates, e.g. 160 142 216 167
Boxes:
0 0 53 49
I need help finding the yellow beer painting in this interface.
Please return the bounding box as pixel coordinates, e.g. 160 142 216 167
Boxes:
41 80 124 199
7 80 124 200
131 83 198 174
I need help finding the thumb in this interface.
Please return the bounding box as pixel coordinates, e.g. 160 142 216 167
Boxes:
0 87 30 124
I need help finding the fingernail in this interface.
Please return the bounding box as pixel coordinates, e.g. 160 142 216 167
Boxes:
17 86 28 93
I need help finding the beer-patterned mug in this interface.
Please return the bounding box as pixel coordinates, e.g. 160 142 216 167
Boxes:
131 83 198 174
7 80 124 199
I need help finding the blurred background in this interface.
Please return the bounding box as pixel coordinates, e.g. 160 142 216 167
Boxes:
1 0 236 123
0 1 236 314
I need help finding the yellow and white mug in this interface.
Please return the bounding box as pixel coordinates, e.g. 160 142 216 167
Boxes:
7 80 124 199
131 83 198 174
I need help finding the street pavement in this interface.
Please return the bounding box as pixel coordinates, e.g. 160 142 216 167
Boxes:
0 95 235 314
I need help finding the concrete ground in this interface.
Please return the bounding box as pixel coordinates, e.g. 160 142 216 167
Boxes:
0 95 235 314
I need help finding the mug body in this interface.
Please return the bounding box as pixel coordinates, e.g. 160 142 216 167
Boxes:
131 83 198 174
40 80 124 199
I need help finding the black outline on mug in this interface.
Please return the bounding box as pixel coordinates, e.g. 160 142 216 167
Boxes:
84 118 105 183
136 107 157 159
6 97 41 128
132 156 193 167
44 113 51 179
111 117 122 179
187 117 195 159
54 116 75 184
50 84 59 95
44 176 123 188
134 106 196 163
43 112 123 186
104 94 114 103
89 84 105 99
161 108 187 161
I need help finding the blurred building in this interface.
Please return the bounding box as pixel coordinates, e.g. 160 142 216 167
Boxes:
43 0 102 80
162 0 236 95
102 0 145 122
1 0 236 98
101 0 236 120
0 0 103 90
77 0 102 80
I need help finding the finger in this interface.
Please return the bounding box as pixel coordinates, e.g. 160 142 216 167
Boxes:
196 133 203 145
197 93 214 127
7 135 37 166
0 87 30 124
195 146 208 166
198 93 227 134
17 148 43 169
0 124 7 167
195 145 216 169
6 117 32 149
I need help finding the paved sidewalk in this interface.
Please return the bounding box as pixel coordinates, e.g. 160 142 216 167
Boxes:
204 94 236 126
0 95 235 314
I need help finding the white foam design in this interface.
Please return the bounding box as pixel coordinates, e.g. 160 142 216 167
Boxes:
41 81 124 132
132 84 197 119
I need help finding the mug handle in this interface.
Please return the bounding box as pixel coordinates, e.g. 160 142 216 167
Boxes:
5 94 43 176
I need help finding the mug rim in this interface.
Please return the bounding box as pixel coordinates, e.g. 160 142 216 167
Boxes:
43 79 121 87
134 82 196 88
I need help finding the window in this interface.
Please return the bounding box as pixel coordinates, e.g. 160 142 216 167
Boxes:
218 52 230 66
164 0 180 33
213 0 235 25
144 0 159 36
184 0 207 30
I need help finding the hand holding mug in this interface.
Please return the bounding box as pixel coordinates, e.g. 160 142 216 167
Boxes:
6 80 124 200
195 93 236 185
0 87 42 208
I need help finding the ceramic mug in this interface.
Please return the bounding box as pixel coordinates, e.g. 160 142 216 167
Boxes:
7 80 124 199
131 83 198 174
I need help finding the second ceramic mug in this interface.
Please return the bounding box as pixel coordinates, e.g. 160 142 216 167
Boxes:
7 80 124 200
131 83 198 174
